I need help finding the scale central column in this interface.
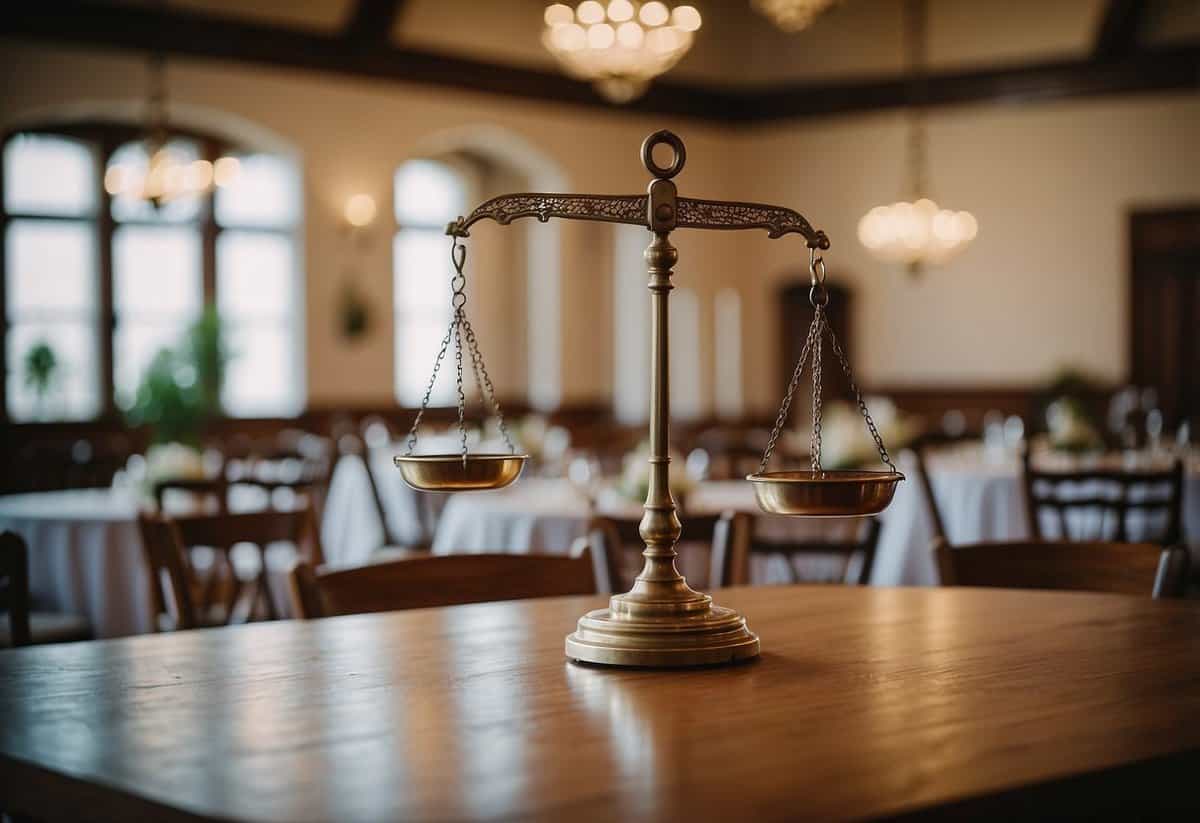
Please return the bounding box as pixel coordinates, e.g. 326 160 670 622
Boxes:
564 131 759 666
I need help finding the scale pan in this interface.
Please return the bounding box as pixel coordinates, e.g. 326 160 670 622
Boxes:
393 454 528 492
746 470 903 517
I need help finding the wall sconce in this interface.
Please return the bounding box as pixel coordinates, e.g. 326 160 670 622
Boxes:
344 193 377 229
338 193 378 344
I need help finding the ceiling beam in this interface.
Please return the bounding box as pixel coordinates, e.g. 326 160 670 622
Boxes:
343 0 407 49
2 2 1196 126
1093 0 1149 60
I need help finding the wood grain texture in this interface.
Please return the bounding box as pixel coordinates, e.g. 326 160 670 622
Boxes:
2 586 1200 822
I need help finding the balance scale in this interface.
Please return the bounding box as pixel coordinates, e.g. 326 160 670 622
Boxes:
394 130 905 667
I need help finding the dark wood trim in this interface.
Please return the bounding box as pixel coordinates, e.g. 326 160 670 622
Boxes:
3 2 1197 124
342 0 407 48
96 135 116 417
1094 0 1148 61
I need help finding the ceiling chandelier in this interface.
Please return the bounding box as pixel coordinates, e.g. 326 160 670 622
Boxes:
542 1 702 103
752 0 838 32
858 0 977 272
104 53 240 208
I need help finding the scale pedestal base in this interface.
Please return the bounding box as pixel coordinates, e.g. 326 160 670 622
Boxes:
565 588 760 667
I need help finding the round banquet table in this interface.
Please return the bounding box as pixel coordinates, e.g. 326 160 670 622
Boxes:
428 449 1200 588
0 488 151 638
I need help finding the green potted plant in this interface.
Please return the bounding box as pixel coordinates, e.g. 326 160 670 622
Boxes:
23 340 59 420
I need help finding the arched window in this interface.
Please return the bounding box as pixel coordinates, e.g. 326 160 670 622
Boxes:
393 158 467 406
713 288 743 419
0 125 303 422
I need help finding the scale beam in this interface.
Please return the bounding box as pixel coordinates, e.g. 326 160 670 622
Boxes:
447 193 830 249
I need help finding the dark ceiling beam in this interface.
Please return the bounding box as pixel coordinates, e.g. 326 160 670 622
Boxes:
3 2 1197 125
1093 0 1149 60
343 0 407 49
747 45 1200 121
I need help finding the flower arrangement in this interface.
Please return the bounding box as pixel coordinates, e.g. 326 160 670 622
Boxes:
1045 398 1103 454
790 398 920 470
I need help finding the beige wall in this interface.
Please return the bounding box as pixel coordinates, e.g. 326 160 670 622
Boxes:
3 40 1197 416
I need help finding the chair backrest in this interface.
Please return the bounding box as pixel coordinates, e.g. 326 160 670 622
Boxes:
288 549 600 618
0 531 33 647
1021 453 1184 544
169 507 324 566
136 514 200 631
933 538 1190 599
710 516 882 588
585 512 740 593
912 446 948 543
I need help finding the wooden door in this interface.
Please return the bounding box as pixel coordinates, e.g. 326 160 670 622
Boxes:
1130 208 1200 429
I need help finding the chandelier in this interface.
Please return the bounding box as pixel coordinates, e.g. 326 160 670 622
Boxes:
858 0 976 272
752 0 837 32
542 1 702 103
104 54 240 208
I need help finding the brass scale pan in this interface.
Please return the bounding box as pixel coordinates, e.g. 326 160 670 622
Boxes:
395 130 903 517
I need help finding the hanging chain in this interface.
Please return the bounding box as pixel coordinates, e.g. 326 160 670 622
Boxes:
757 309 820 474
810 308 825 472
825 323 900 474
757 250 900 476
404 235 518 458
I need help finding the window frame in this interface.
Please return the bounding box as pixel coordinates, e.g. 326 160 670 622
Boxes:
0 122 302 423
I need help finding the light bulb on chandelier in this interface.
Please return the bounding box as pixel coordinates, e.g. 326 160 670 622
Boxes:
858 0 977 273
542 2 702 103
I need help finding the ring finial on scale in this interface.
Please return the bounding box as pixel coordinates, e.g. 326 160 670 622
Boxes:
641 130 686 180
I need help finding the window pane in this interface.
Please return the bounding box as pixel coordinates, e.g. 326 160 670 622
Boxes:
6 320 99 421
222 324 301 417
395 317 454 406
217 231 294 320
109 139 203 223
395 159 465 227
113 225 202 318
394 230 454 311
3 134 96 216
6 220 96 318
215 154 299 228
113 224 202 405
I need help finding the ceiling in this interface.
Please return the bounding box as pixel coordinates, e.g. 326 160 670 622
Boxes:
11 1 1200 122
101 0 1200 87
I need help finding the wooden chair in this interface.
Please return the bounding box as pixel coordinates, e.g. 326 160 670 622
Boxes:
911 446 948 544
710 516 882 588
583 512 744 593
933 538 1190 599
1 531 92 647
163 508 324 625
1021 453 1184 544
136 514 201 631
289 546 600 619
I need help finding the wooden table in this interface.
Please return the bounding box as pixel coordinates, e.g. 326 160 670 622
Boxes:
2 586 1199 821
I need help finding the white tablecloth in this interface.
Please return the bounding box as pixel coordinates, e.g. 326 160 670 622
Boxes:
0 489 151 638
321 447 449 566
872 450 1200 586
428 452 1200 589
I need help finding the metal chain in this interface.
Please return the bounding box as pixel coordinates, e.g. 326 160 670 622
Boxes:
462 316 517 454
403 236 518 459
756 311 820 474
825 323 901 474
810 308 825 472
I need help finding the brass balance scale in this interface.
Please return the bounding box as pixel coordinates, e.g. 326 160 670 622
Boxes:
394 130 904 667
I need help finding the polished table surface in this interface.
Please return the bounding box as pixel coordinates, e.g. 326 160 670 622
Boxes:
2 585 1199 822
